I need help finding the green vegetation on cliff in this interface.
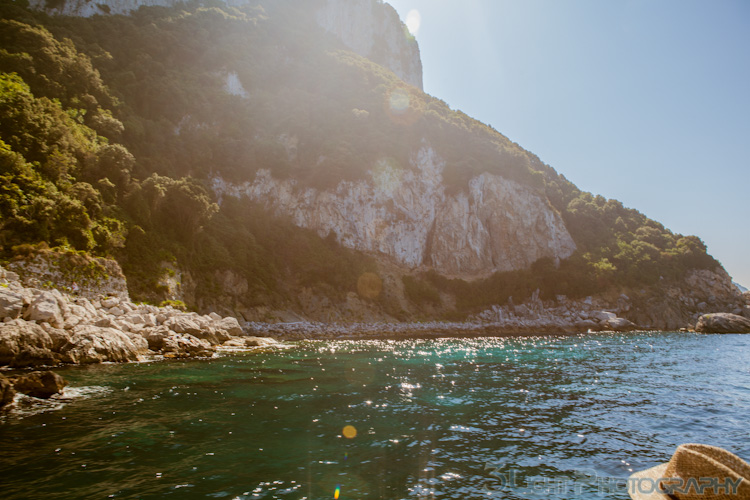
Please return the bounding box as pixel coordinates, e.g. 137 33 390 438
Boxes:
0 0 719 317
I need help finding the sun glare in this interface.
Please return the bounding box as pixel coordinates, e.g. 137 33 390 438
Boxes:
405 9 421 35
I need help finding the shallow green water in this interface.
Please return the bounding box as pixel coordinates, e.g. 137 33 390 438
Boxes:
1 332 749 499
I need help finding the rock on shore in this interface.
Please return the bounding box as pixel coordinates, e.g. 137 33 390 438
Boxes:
695 313 750 334
0 374 14 410
12 370 67 398
471 289 638 333
0 264 278 368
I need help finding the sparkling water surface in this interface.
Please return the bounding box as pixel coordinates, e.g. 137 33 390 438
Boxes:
1 332 749 499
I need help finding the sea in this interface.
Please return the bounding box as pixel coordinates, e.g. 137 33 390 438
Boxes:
1 332 748 499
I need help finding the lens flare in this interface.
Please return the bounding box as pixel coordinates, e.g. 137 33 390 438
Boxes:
342 425 357 439
405 9 421 35
385 87 421 126
388 89 410 115
334 484 341 499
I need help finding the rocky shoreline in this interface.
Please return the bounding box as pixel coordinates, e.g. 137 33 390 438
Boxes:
3 257 750 411
0 265 278 370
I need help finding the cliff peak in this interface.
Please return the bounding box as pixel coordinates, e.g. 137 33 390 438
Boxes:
27 0 423 89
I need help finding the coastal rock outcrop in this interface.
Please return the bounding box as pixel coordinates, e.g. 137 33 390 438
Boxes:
8 252 129 301
0 289 25 319
62 325 149 364
213 146 576 278
24 291 64 328
0 321 66 367
12 371 67 399
472 290 638 333
695 313 750 334
0 261 278 366
163 334 214 358
0 374 15 409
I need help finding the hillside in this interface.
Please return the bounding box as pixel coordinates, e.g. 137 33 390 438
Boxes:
0 0 743 329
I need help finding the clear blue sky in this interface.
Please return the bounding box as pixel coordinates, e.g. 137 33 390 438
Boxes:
386 0 750 288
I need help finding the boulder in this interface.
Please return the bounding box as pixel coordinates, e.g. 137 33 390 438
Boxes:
144 327 170 350
100 297 120 309
23 291 63 328
162 334 214 358
221 338 246 348
0 288 25 320
243 336 279 347
63 303 90 329
214 316 243 336
61 325 149 364
591 310 617 322
13 370 67 398
0 374 15 409
164 316 202 336
0 321 62 367
108 306 125 317
695 313 750 334
192 328 232 346
605 317 637 332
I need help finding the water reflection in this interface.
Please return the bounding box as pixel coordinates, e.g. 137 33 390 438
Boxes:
0 333 748 499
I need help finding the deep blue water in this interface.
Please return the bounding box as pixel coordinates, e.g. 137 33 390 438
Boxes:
1 332 748 499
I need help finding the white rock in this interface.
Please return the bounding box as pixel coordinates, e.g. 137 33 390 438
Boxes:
23 291 64 328
212 145 576 279
63 325 148 364
164 317 202 336
109 307 125 317
215 316 243 336
0 288 25 319
101 297 119 309
591 311 616 322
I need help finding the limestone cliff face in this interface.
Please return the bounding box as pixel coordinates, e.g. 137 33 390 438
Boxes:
213 146 576 279
28 0 422 89
315 0 423 89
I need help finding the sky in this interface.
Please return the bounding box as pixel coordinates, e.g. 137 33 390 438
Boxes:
385 0 750 288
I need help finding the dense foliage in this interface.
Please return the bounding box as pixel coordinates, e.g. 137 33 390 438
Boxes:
0 0 719 316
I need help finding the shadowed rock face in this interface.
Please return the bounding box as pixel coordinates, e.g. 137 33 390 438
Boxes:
28 0 422 88
213 146 576 279
0 375 14 409
696 313 750 334
12 371 67 399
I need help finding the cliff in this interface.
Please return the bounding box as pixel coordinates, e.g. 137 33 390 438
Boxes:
27 0 423 88
1 0 739 327
315 0 422 88
213 145 576 278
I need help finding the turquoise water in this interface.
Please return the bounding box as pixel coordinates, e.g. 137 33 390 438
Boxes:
1 332 749 499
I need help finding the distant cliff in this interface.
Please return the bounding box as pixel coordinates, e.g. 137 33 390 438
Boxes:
27 0 423 89
315 0 422 89
3 0 737 325
213 145 576 278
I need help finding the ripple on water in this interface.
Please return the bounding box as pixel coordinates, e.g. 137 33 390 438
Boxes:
0 333 748 500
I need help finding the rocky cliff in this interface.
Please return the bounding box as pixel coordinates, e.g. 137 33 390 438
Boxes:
27 0 422 88
213 145 576 279
315 0 422 88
